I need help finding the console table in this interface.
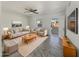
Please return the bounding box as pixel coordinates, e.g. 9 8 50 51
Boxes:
61 36 77 57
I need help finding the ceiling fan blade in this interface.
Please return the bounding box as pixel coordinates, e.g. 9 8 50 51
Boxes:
24 8 39 14
33 9 37 11
24 11 31 13
33 11 39 14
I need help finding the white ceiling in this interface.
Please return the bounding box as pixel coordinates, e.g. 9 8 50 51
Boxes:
2 1 69 16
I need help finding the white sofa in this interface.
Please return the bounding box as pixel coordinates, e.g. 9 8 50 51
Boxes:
3 31 29 55
12 31 30 38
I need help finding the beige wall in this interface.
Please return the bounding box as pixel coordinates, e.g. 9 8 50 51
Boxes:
58 15 65 37
1 8 29 28
0 1 2 57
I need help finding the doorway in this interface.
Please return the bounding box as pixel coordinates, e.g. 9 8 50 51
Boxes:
51 20 59 35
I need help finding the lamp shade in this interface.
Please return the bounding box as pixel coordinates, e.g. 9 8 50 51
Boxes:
3 27 9 31
37 21 41 24
26 26 30 29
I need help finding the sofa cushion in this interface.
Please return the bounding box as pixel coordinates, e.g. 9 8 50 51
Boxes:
3 39 17 47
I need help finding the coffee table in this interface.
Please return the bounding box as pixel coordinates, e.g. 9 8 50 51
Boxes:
22 33 37 43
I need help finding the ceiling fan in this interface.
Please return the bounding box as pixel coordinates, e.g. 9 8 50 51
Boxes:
24 8 39 14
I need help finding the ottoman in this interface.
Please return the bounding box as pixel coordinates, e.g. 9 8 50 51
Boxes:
3 39 18 56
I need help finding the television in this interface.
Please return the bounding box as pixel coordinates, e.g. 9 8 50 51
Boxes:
68 8 78 34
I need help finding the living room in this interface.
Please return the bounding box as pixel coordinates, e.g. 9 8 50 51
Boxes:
0 1 79 57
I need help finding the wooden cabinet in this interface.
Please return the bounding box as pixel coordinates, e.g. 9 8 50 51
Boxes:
61 36 77 57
